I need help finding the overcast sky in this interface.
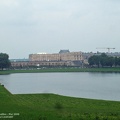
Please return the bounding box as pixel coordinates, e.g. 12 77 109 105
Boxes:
0 0 120 59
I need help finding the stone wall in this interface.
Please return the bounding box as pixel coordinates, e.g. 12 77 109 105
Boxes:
29 52 83 62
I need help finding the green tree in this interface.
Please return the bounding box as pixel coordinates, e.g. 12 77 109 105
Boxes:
100 55 108 67
88 53 114 68
100 53 114 67
88 56 95 66
0 53 11 70
106 57 114 67
115 57 120 66
114 57 118 67
101 53 107 57
117 57 120 66
88 55 100 67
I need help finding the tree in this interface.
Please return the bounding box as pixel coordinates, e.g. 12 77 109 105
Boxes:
0 53 11 70
114 57 120 66
100 55 108 67
88 55 100 67
101 53 107 58
88 56 95 66
117 57 120 66
106 57 114 67
114 57 118 67
88 53 114 68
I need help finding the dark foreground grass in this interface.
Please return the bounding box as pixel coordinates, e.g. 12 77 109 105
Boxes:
0 67 120 75
0 85 120 120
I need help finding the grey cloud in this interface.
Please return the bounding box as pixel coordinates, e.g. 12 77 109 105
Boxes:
0 0 120 58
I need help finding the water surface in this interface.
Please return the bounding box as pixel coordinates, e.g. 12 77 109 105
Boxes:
0 72 120 101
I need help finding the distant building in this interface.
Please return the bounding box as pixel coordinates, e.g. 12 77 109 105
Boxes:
10 59 29 62
29 50 83 62
11 50 84 68
14 50 120 68
11 61 73 68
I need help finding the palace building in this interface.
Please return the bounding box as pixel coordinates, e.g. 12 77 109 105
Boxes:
29 50 83 62
11 50 84 68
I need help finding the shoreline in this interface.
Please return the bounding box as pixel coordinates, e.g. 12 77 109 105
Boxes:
0 85 120 119
0 67 120 75
1 84 119 102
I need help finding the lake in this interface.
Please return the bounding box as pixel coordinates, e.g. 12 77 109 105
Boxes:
0 72 120 101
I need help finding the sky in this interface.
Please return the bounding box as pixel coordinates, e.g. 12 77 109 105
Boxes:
0 0 120 59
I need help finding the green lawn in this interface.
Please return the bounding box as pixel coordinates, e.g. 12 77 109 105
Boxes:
0 85 120 120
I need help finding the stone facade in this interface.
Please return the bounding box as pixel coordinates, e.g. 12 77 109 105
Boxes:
11 50 84 68
29 51 83 62
11 61 75 68
29 53 60 61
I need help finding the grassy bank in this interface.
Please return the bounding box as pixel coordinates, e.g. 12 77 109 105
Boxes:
0 85 120 120
0 67 120 75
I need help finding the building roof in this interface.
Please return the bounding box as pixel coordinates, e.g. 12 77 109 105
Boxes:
59 50 70 54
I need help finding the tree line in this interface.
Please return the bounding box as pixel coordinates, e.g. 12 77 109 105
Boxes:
88 53 120 68
0 53 11 70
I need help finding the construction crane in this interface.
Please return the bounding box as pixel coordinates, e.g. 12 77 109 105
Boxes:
96 47 115 53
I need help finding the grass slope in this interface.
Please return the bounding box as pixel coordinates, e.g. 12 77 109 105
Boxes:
0 85 120 120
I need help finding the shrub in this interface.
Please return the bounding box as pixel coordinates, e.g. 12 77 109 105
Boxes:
54 102 63 110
